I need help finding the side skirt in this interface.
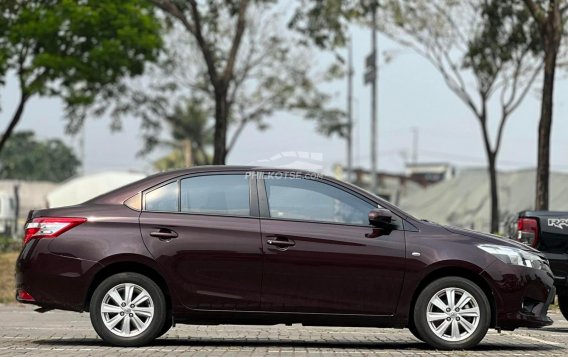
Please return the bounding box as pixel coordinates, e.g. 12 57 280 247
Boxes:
174 309 406 328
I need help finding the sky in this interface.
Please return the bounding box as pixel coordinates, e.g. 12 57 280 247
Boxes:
2 22 568 177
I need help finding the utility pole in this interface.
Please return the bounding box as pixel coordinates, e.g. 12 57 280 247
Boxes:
411 127 419 163
79 124 85 174
364 1 379 194
346 36 354 182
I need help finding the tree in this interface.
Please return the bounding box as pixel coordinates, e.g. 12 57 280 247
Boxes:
0 0 163 154
147 0 345 164
522 0 568 211
150 98 213 171
292 0 541 233
0 131 80 182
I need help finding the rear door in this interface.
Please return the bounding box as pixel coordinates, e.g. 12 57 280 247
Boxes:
140 172 263 311
257 173 406 315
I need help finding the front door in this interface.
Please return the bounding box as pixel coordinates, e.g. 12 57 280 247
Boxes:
258 174 406 315
140 173 263 311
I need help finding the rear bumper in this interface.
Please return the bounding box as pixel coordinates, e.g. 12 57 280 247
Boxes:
481 260 555 330
15 240 102 312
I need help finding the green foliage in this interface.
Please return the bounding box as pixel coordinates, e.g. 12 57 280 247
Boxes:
464 0 542 93
289 0 367 49
0 235 19 253
0 131 80 182
0 0 162 132
148 98 214 169
124 2 347 155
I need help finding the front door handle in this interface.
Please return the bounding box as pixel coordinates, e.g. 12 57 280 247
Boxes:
150 229 178 240
266 237 295 248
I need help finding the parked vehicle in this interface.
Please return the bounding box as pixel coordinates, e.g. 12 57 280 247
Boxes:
514 211 568 320
16 166 555 350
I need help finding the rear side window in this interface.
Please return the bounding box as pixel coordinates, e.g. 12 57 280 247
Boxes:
180 174 250 216
145 181 178 212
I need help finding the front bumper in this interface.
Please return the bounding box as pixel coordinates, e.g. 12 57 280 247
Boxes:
481 259 555 330
15 239 102 311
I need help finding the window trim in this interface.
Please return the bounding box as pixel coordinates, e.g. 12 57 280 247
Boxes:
257 172 399 228
142 171 259 218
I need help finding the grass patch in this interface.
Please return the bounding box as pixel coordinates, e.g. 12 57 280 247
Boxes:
0 252 18 304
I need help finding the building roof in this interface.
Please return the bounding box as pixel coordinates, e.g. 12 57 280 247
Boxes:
399 168 568 233
46 171 146 208
0 180 57 218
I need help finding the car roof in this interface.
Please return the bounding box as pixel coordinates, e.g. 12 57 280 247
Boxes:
87 166 326 205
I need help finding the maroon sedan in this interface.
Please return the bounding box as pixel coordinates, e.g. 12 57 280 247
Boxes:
16 166 554 349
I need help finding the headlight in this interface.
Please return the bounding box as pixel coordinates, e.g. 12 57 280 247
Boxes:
478 244 546 270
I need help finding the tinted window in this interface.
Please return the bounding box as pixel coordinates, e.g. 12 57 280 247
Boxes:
264 176 375 225
145 181 178 212
181 175 250 216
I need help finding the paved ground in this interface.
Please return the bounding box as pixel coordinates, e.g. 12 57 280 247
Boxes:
0 305 566 356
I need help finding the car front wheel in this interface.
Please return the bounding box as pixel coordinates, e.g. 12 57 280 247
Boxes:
89 272 167 347
413 277 491 350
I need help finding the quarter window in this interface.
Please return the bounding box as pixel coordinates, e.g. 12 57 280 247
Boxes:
264 176 375 225
180 174 250 216
145 181 178 212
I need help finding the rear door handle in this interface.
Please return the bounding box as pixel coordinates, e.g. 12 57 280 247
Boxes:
150 229 178 240
266 237 295 248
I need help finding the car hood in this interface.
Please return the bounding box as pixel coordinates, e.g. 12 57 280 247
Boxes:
443 225 542 255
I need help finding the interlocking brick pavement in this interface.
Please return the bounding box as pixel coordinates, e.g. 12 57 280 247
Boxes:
0 304 566 356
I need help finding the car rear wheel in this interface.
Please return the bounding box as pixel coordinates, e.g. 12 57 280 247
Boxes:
89 272 167 347
413 277 490 350
559 295 568 321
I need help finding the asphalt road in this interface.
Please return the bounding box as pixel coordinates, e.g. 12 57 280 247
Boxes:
0 304 567 356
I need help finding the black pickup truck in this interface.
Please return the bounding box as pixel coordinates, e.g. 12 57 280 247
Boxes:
514 211 568 320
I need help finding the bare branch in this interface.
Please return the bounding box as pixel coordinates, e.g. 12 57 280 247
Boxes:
222 0 250 84
187 0 219 86
148 0 196 34
523 0 547 25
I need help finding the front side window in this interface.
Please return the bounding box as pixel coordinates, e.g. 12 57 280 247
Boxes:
264 176 375 225
145 181 178 212
180 174 250 216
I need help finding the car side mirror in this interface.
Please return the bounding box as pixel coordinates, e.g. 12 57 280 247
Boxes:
368 208 393 227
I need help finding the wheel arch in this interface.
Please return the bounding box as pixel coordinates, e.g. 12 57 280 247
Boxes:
85 259 172 314
408 267 497 328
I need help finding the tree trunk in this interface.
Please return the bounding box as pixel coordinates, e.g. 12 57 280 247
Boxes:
212 88 229 165
488 153 499 233
0 93 29 154
182 139 192 168
480 114 500 234
535 46 557 211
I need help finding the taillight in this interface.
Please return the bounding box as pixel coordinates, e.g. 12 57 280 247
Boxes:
23 217 87 245
17 290 35 302
517 217 539 248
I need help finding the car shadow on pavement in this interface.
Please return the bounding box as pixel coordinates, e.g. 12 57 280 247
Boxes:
34 338 563 352
540 327 568 333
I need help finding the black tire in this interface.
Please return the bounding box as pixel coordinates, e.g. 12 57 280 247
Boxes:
89 272 167 347
413 277 491 350
559 295 568 321
157 318 172 338
408 321 424 342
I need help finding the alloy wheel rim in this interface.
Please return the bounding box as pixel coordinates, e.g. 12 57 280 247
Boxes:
426 287 480 342
101 283 154 337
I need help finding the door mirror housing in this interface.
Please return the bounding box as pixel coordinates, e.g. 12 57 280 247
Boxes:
368 208 393 227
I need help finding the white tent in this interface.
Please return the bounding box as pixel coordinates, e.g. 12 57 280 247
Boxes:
399 168 568 233
47 171 146 208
